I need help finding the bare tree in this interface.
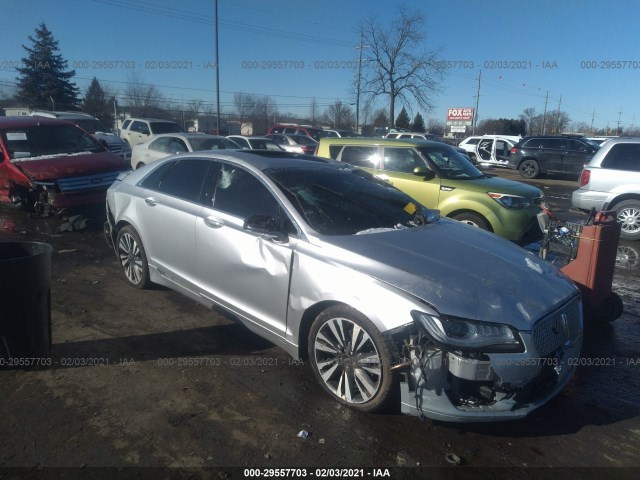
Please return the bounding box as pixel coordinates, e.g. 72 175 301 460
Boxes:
324 100 354 130
361 8 445 128
250 95 278 134
546 110 571 134
234 92 254 126
519 108 538 135
123 72 165 117
427 118 445 136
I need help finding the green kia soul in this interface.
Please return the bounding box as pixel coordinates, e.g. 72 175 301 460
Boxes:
316 137 544 244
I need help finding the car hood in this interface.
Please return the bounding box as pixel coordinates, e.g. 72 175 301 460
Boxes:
446 175 542 196
13 151 129 180
321 219 577 329
94 132 128 147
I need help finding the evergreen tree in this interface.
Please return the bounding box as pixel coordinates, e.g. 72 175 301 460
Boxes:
395 107 410 129
412 113 426 132
83 77 114 128
373 109 388 127
16 23 79 110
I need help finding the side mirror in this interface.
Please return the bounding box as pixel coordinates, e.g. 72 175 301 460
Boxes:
413 166 436 181
243 214 288 243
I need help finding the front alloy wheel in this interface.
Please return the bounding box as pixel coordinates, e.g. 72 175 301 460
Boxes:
308 306 394 412
116 226 150 288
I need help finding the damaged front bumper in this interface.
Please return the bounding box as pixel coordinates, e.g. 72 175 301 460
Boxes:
399 296 583 422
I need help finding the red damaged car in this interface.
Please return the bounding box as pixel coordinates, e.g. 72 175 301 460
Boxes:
0 116 130 214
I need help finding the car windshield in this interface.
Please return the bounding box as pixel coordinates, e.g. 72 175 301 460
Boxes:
292 135 317 145
73 118 110 134
248 139 283 150
150 122 181 134
189 137 239 150
417 145 484 180
2 124 105 159
266 165 429 235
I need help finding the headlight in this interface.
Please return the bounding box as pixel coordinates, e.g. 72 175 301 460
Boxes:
487 192 532 209
411 311 524 353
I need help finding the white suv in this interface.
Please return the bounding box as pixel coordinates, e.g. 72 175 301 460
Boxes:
572 137 640 240
119 117 181 147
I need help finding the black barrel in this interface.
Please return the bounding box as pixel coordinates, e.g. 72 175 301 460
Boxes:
0 241 53 360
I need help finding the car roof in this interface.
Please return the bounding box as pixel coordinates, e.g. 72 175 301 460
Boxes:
149 133 227 139
317 137 450 147
126 117 178 123
0 116 77 128
152 149 339 171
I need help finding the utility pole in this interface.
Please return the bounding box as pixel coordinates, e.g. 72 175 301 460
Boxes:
355 33 367 135
616 107 623 134
590 109 595 134
472 70 481 135
542 91 549 135
556 94 562 134
214 0 221 134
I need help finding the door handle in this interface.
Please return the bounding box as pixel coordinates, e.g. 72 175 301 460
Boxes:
144 197 157 207
204 216 223 228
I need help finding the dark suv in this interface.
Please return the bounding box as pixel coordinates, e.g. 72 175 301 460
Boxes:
508 136 600 179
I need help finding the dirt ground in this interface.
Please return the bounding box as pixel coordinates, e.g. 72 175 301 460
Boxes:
1 170 639 479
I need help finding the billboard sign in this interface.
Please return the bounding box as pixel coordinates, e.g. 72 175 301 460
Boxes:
446 107 474 126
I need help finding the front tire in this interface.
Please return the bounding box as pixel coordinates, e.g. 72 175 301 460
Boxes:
308 305 394 412
116 226 150 289
453 212 490 231
614 200 640 241
519 159 540 179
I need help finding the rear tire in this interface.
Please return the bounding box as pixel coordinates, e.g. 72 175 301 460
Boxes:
519 159 540 179
614 200 640 241
453 212 490 231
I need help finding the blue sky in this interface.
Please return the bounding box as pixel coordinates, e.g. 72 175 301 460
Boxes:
1 0 639 131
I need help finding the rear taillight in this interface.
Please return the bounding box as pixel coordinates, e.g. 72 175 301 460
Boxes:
510 147 517 154
579 169 591 186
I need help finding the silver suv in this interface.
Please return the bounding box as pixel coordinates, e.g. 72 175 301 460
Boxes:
572 137 640 240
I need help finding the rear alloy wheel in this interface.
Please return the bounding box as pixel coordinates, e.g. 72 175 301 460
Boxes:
453 212 490 231
614 200 640 241
308 305 394 412
116 226 150 288
519 159 540 179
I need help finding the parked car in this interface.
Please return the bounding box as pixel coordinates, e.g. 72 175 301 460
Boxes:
316 137 544 244
227 135 284 151
572 136 640 240
320 129 354 138
385 132 430 140
130 133 240 169
105 150 582 421
30 111 132 161
508 135 600 179
266 124 325 141
266 133 317 154
0 116 130 214
473 135 521 167
119 118 182 148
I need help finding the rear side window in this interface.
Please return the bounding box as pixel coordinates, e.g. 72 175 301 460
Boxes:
154 159 210 202
566 139 590 153
601 144 640 171
339 146 379 167
212 164 280 219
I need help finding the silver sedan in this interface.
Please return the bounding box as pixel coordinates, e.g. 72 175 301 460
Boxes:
130 133 240 169
105 150 582 421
